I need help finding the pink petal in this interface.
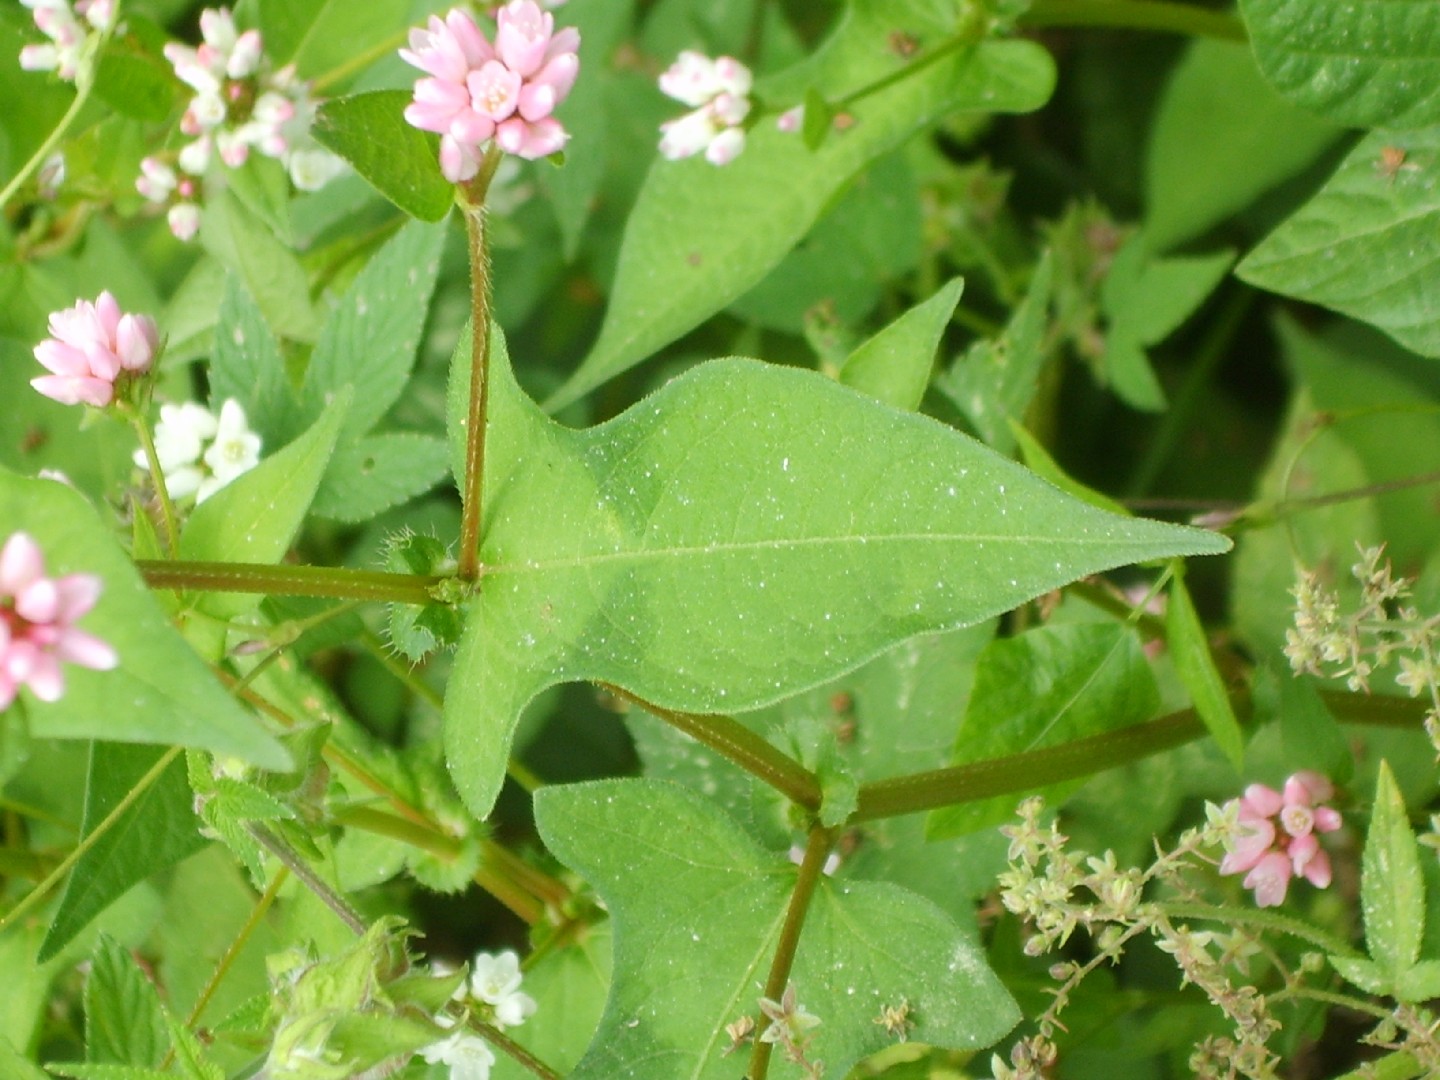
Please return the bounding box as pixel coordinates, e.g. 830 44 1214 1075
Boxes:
33 340 92 377
31 373 115 407
1314 806 1343 833
439 134 482 182
1240 783 1284 819
495 115 567 159
15 578 60 624
23 654 65 702
495 0 552 78
92 290 122 343
115 314 158 372
1299 848 1332 889
0 533 44 596
1243 851 1293 908
56 628 118 671
52 573 102 622
468 60 522 120
1289 770 1335 804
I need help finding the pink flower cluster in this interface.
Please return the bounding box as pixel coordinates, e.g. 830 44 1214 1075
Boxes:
18 0 113 82
400 2 580 182
139 7 343 240
32 291 159 408
1219 771 1342 908
1 532 116 711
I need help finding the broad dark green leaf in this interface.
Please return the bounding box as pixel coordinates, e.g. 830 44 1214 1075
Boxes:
535 778 1020 1080
444 331 1228 819
0 470 289 767
928 623 1161 838
39 746 205 963
83 933 168 1065
546 1 1056 409
313 92 454 223
1240 0 1440 128
1167 566 1244 766
1240 128 1440 358
1146 40 1340 252
839 277 962 411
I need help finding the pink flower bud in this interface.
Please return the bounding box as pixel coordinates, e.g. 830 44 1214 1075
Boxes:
31 291 159 407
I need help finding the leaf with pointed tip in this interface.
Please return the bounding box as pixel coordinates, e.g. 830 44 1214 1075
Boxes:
0 470 290 768
1167 566 1244 767
546 4 1055 409
443 333 1229 819
1240 0 1440 128
534 778 1019 1080
839 277 962 411
1239 128 1440 358
1362 761 1426 986
313 91 454 223
82 933 168 1065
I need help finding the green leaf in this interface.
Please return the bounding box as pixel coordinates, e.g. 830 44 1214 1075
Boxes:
937 253 1053 453
312 92 455 223
1239 128 1440 358
928 623 1161 837
310 433 450 523
0 470 290 767
260 0 410 78
209 276 301 445
302 219 447 438
0 1034 48 1080
534 778 1020 1079
200 190 320 343
179 392 349 620
1008 422 1129 516
492 924 612 1080
1145 40 1341 252
1362 761 1427 987
1396 959 1440 1002
839 277 962 411
94 28 179 123
45 1065 176 1080
1240 0 1440 128
546 17 1055 409
39 746 205 963
1166 566 1244 766
444 336 1229 819
83 934 168 1066
1329 954 1390 996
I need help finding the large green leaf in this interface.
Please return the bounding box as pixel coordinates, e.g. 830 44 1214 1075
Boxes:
535 778 1019 1080
1240 0 1440 128
545 2 1056 409
312 92 455 223
927 623 1161 838
0 471 289 767
39 745 206 962
1239 128 1440 357
444 332 1230 818
1145 40 1340 252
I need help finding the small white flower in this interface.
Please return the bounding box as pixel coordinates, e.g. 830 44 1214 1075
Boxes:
199 398 262 501
468 950 537 1029
134 398 260 503
421 1021 496 1080
656 51 753 166
167 202 202 241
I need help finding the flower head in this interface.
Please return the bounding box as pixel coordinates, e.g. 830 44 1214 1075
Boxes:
133 398 261 503
657 51 753 166
468 950 537 1029
32 291 158 408
1216 771 1342 907
0 532 117 710
421 1017 496 1080
18 0 108 82
400 3 580 182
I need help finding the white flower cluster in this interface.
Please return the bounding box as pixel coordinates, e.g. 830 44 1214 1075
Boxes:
422 950 538 1080
136 7 344 240
17 0 113 82
133 398 261 503
657 50 752 166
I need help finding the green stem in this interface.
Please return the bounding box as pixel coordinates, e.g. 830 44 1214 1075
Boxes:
1274 986 1394 1023
1156 901 1361 960
332 805 463 860
604 684 822 811
0 2 123 213
746 825 835 1080
471 1018 561 1080
1020 0 1247 42
131 413 181 558
834 33 974 111
246 821 367 935
457 147 505 583
0 744 181 934
136 559 442 604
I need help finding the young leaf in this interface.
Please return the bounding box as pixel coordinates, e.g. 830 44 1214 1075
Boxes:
0 471 289 767
1167 565 1244 766
444 333 1229 819
546 15 1055 409
534 778 1020 1079
927 623 1161 838
312 91 454 223
839 277 963 411
301 219 447 439
1239 0 1440 128
1361 761 1426 986
82 934 168 1066
1239 128 1440 358
39 746 206 963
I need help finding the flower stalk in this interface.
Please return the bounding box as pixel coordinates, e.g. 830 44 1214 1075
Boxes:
136 559 443 604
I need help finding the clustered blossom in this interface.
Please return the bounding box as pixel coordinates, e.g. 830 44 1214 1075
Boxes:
1216 771 1343 908
134 399 261 503
18 0 113 82
419 950 536 1080
138 7 344 240
31 291 159 408
757 983 823 1078
420 1015 496 1080
657 51 753 166
400 2 581 182
1 532 117 710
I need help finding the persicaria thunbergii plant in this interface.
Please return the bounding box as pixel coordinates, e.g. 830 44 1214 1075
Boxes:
2 2 1438 1078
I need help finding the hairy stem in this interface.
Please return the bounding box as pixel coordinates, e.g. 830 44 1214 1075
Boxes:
746 825 835 1080
1020 0 1247 42
603 683 822 811
137 559 443 604
131 414 181 558
472 1018 561 1080
457 147 505 582
246 821 368 935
